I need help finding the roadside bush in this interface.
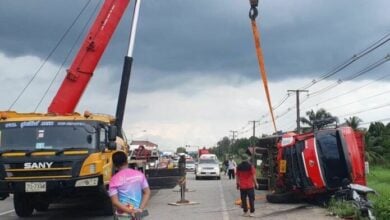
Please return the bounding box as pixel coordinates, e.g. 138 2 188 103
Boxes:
368 166 390 220
371 195 390 220
327 198 359 219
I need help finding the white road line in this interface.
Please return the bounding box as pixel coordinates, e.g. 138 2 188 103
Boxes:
219 180 230 220
0 209 15 216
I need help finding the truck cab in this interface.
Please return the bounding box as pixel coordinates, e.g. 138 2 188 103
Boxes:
0 111 119 217
256 126 366 201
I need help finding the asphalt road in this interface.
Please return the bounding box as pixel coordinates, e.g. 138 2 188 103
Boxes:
0 173 336 220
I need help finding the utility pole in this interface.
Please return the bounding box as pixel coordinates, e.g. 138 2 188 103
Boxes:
229 130 238 155
248 120 260 166
287 89 308 133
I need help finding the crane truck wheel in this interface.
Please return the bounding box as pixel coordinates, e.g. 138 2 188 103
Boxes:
13 193 34 217
98 186 114 216
34 201 50 212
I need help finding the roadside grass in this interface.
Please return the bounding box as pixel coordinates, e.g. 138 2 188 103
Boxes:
327 166 390 220
367 166 390 220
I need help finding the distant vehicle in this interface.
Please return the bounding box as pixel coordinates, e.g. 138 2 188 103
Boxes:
185 160 195 172
199 153 217 160
198 147 210 158
195 159 220 180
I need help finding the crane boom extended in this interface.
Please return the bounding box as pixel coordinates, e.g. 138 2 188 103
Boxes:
48 0 130 114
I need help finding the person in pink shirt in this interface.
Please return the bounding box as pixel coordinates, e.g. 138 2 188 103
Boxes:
109 151 151 219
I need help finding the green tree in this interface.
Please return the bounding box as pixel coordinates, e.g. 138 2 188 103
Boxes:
215 137 231 159
176 147 187 154
344 116 363 130
365 121 388 166
300 108 337 130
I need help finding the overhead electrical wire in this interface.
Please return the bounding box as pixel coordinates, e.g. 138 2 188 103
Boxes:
361 117 390 126
258 32 390 122
302 72 390 110
8 0 93 111
325 89 390 111
307 54 390 98
34 0 102 112
337 102 390 118
300 32 390 90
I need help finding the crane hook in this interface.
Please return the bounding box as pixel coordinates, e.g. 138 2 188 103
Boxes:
249 0 259 20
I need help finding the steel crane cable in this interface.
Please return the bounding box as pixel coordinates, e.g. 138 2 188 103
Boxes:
299 32 390 90
34 0 102 112
8 0 93 111
248 0 277 132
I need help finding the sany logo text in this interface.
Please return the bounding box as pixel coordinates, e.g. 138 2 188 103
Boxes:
24 162 54 169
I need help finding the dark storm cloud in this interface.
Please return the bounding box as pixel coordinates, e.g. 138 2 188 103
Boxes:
1 0 389 85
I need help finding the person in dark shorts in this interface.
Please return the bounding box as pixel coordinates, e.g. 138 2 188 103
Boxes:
236 154 258 217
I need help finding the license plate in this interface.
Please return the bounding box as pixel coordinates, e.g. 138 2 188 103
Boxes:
25 182 46 192
279 160 287 173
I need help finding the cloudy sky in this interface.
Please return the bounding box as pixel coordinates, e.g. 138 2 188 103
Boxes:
1 0 389 151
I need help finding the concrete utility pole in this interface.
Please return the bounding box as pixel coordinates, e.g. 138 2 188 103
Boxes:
287 89 308 133
229 130 238 155
249 120 260 166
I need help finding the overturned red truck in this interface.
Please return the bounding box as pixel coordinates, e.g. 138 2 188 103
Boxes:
254 126 374 218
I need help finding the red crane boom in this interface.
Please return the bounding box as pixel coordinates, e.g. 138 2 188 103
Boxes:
48 0 130 114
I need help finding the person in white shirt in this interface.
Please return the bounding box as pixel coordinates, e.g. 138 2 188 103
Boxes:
227 157 237 179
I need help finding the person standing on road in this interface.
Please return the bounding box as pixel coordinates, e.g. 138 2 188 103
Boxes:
109 151 151 219
236 154 258 217
223 159 229 175
227 157 237 179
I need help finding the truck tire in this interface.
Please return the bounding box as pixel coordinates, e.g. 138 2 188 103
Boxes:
14 193 34 217
266 192 298 204
34 201 50 212
102 199 114 216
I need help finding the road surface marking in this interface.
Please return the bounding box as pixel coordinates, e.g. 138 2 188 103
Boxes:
219 180 230 220
0 209 15 216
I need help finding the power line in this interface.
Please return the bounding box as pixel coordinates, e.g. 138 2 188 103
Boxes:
360 118 390 126
307 54 390 97
300 32 390 90
8 0 93 110
326 89 390 111
34 0 101 112
337 102 390 118
301 72 390 110
269 32 390 115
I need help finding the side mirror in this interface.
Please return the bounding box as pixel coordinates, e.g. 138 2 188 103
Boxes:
107 125 117 150
108 125 117 141
108 141 117 150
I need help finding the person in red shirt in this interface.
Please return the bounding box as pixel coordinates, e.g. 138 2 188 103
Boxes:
236 154 258 217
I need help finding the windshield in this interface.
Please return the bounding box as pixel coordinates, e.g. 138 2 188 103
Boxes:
199 159 218 164
0 121 97 151
316 130 349 188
